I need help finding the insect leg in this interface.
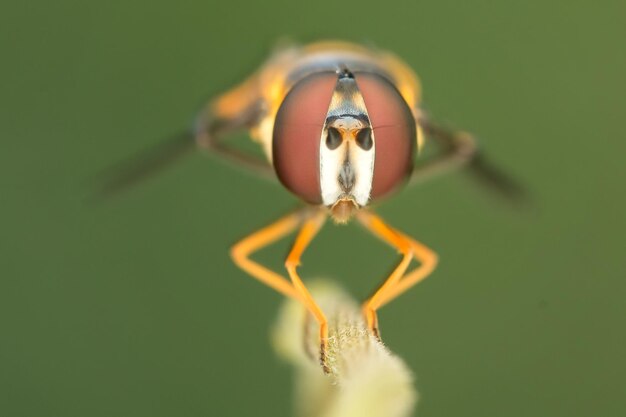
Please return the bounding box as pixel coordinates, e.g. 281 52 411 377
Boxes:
410 119 477 186
195 89 275 179
356 210 438 338
284 208 330 371
356 211 415 338
230 209 306 301
374 227 438 309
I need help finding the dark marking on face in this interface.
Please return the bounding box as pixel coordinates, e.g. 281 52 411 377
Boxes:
338 68 354 79
326 127 343 150
338 160 355 191
326 114 370 124
356 127 373 150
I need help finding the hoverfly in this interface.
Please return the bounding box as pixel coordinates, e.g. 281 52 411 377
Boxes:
101 41 522 372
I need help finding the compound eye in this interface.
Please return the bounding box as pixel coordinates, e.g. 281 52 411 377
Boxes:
273 73 337 204
356 73 416 200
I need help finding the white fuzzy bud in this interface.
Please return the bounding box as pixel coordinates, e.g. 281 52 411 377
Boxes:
271 280 417 417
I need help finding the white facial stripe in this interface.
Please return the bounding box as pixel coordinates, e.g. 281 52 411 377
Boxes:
319 124 375 207
320 131 345 205
350 132 375 206
319 72 376 207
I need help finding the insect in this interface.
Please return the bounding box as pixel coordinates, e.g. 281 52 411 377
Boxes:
101 41 522 372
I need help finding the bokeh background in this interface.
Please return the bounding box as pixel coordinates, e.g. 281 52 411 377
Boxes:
1 1 625 416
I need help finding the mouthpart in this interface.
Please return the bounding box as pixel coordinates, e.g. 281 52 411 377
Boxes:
329 198 360 224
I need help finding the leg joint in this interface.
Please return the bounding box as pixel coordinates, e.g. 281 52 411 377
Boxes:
229 241 248 263
284 258 299 269
397 240 412 255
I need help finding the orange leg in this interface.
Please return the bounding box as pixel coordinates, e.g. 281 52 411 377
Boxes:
357 210 439 337
230 208 330 370
376 228 438 309
284 209 330 371
230 210 305 301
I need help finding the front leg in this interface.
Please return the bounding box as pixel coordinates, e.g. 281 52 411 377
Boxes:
357 210 438 338
284 208 330 372
230 207 331 372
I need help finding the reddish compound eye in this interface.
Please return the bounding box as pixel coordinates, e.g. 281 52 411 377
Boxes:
273 72 337 204
356 73 416 200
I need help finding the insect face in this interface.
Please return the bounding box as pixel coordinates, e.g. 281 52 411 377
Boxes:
320 71 375 223
273 67 417 222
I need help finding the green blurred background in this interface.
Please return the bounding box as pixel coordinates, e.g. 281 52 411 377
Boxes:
1 1 625 416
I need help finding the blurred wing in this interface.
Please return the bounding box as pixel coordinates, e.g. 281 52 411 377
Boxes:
412 119 529 207
465 153 528 206
91 131 196 202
